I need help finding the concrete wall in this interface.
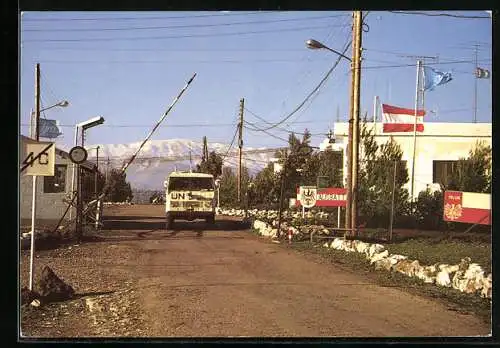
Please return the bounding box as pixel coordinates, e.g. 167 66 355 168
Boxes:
320 122 492 197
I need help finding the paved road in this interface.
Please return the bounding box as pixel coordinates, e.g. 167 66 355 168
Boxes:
90 205 489 337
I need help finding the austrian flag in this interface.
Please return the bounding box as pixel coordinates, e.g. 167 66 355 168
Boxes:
382 104 426 133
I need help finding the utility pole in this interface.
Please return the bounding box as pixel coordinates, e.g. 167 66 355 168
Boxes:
202 136 208 162
345 14 355 232
189 149 192 172
473 44 479 123
94 146 100 198
29 63 41 291
105 156 110 183
350 10 363 237
237 98 244 204
277 149 287 238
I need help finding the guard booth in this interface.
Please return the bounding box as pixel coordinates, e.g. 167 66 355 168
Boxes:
19 135 96 224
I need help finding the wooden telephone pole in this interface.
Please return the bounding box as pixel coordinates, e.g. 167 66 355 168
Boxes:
237 98 244 204
348 11 363 236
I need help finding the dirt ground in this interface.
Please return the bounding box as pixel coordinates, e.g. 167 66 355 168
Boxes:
19 205 491 338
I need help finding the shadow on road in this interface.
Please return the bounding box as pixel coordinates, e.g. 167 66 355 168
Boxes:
102 216 250 232
79 216 252 244
73 290 116 299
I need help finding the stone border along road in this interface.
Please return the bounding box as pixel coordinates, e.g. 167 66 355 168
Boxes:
20 205 490 337
220 208 492 300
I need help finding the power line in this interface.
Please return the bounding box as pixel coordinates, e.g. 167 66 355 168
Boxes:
22 24 335 42
243 123 290 143
221 123 240 162
19 119 332 128
26 57 337 64
21 11 281 21
362 59 491 70
269 16 352 125
261 16 350 120
365 47 491 61
23 47 313 52
245 39 351 132
388 11 490 19
22 15 343 32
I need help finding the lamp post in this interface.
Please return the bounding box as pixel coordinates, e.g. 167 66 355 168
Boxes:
31 100 69 140
306 11 362 236
306 37 355 233
70 117 105 240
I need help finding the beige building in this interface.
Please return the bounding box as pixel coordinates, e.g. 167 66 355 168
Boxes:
319 122 492 197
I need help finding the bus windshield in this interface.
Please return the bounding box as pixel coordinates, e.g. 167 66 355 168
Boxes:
168 177 214 191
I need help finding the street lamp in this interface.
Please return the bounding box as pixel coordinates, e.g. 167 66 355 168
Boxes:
305 39 352 62
31 100 69 139
69 117 105 226
40 100 69 112
306 30 362 236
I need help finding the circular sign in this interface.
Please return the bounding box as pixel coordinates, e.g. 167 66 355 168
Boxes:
299 187 317 208
69 146 88 164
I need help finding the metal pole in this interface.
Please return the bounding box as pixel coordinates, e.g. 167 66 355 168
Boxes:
389 160 397 242
238 98 244 205
29 63 41 291
350 10 362 237
473 44 478 123
69 126 79 221
277 151 287 238
410 60 422 206
76 164 82 241
337 206 341 228
94 148 99 198
372 95 378 125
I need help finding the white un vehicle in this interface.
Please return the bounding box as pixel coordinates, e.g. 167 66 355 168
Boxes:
164 171 216 229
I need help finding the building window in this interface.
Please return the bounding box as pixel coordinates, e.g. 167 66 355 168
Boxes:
44 164 67 193
433 160 457 187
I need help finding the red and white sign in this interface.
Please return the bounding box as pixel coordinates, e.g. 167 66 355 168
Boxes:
443 191 491 225
296 187 347 207
382 104 426 133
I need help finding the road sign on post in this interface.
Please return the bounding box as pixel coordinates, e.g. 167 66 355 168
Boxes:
21 138 55 176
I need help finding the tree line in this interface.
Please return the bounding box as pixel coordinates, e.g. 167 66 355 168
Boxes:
81 125 491 231
194 124 491 231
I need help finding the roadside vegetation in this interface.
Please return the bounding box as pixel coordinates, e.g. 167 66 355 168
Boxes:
283 240 491 323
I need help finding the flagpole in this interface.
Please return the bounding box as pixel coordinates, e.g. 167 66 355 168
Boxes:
410 60 422 206
473 44 478 123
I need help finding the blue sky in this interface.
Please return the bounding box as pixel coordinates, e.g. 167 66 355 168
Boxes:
20 11 492 150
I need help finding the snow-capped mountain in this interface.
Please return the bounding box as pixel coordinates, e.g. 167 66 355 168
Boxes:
73 139 281 190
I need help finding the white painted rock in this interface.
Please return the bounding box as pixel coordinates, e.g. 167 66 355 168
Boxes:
368 244 385 258
374 258 393 271
370 250 389 264
388 254 408 265
355 241 369 254
394 259 421 277
435 270 452 287
331 238 344 250
480 273 492 299
415 265 438 284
